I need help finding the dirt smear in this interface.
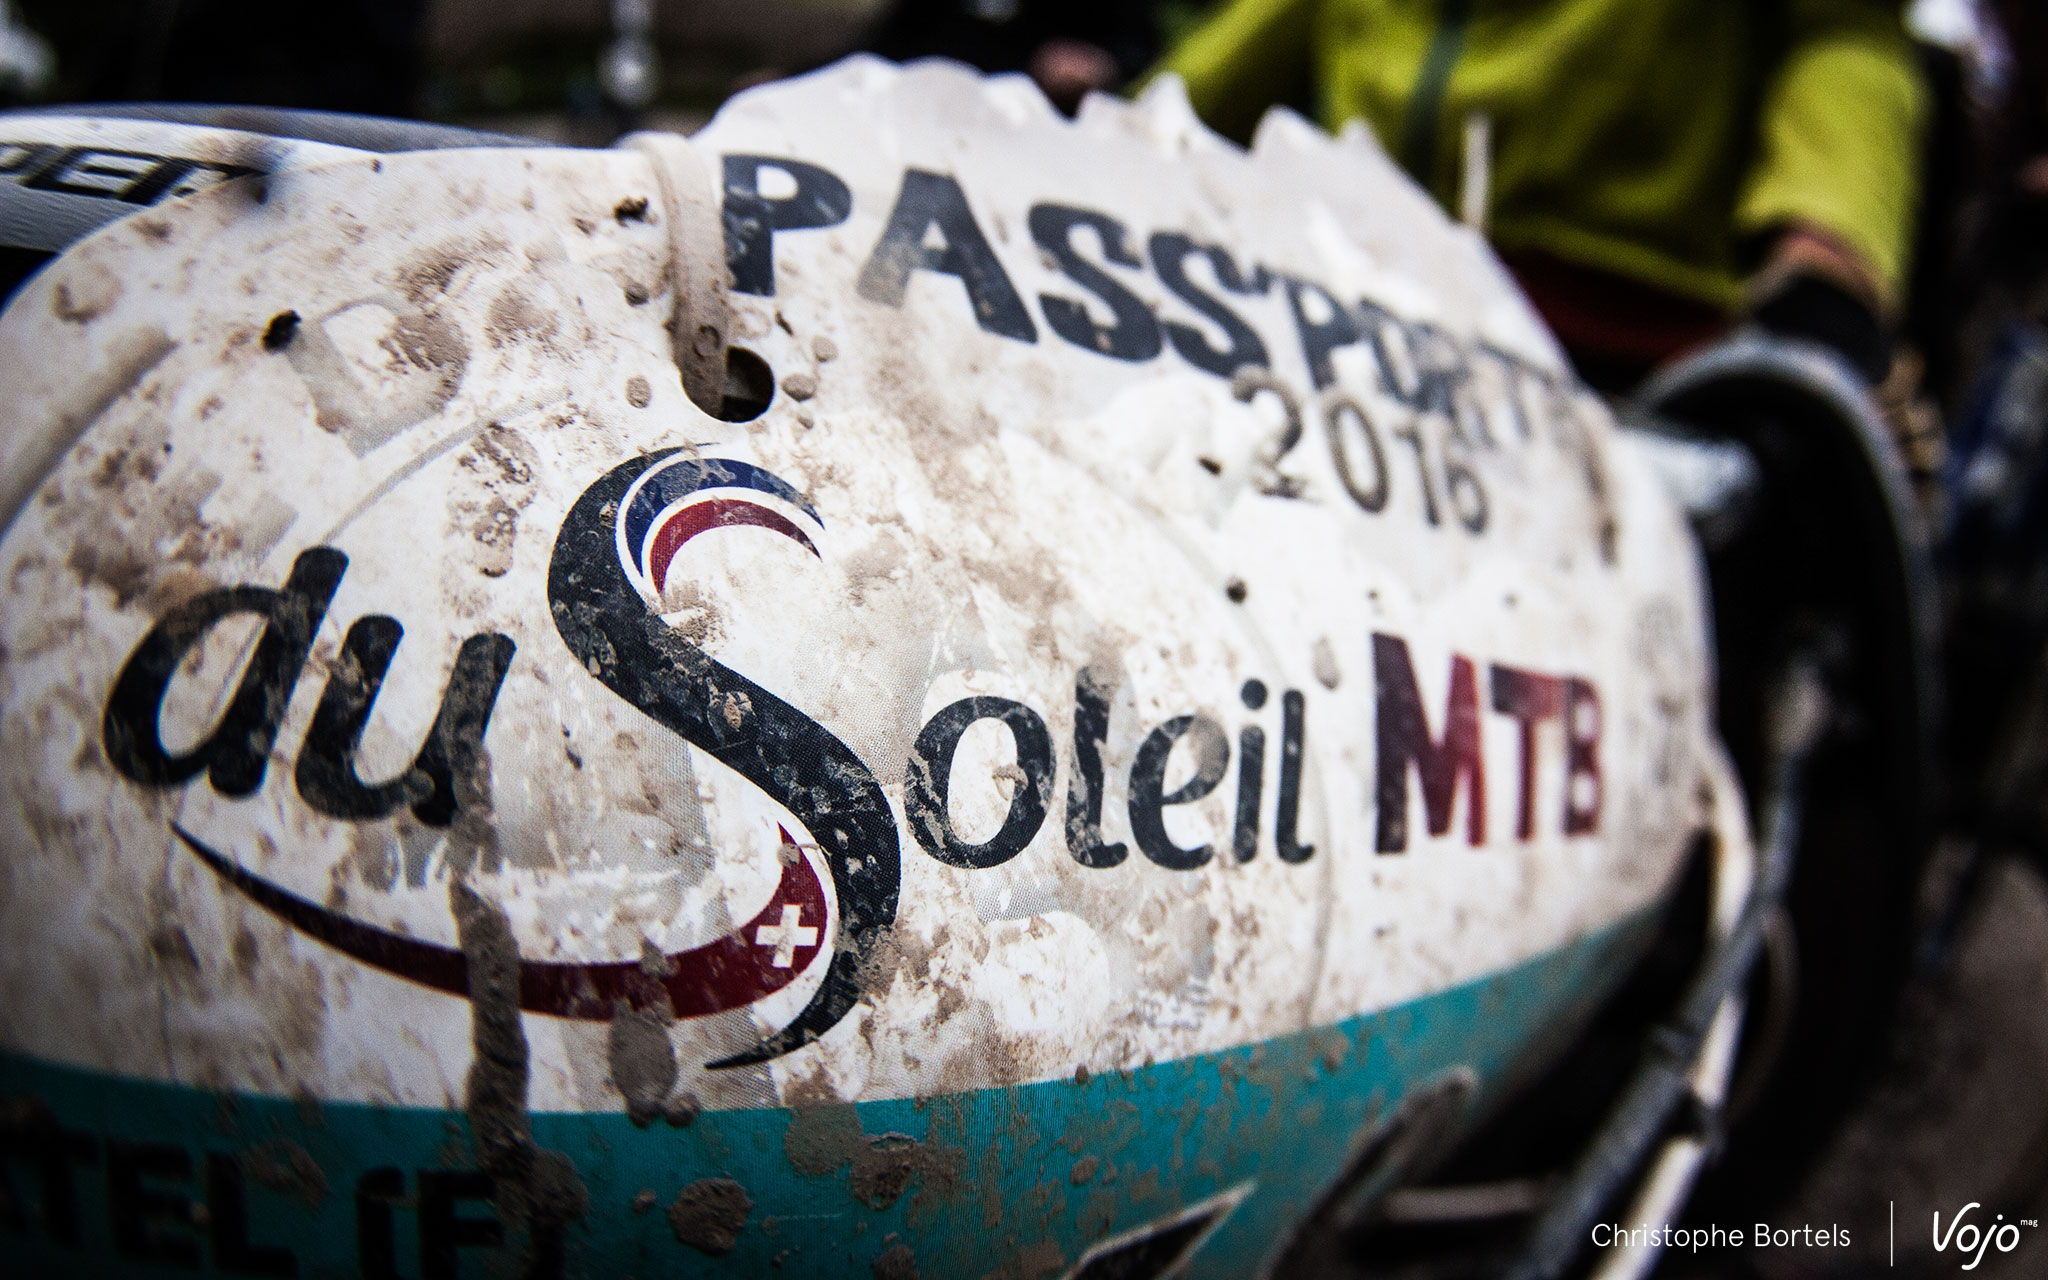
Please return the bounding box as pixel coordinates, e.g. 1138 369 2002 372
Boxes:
453 877 588 1267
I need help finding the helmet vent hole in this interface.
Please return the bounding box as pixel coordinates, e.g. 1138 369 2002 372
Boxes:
715 347 775 422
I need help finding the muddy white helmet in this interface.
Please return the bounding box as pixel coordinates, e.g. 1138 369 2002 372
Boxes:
0 62 1806 1278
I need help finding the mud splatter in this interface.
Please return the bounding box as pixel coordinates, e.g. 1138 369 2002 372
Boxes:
602 1003 675 1122
784 1103 865 1177
486 288 560 349
0 321 175 533
231 926 261 979
398 236 507 306
460 424 537 491
67 455 220 609
453 878 589 1265
668 1177 752 1256
349 827 398 892
287 303 466 455
52 267 120 324
1004 1238 1066 1280
851 1134 941 1211
449 426 539 579
872 1237 919 1279
388 310 468 379
665 1093 701 1128
782 1105 963 1211
1312 637 1342 690
607 944 678 1126
261 311 300 351
469 498 520 577
149 923 202 978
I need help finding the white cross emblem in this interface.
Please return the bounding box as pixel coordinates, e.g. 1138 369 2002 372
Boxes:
754 904 818 968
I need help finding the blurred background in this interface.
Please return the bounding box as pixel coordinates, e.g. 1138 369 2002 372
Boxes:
5 1 2048 1276
0 0 1176 142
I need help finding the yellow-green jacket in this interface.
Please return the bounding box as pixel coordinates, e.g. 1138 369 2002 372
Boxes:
1158 0 1926 309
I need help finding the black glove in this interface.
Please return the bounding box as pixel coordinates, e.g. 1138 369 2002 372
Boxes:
1750 272 1892 385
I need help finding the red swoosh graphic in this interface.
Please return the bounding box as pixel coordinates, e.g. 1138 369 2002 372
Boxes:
646 497 819 593
173 823 828 1019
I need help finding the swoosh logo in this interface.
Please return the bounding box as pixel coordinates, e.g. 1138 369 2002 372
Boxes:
551 451 902 1068
644 496 818 590
173 823 827 1019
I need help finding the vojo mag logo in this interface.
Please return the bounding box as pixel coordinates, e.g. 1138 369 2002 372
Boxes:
1932 1203 2036 1271
101 447 893 1072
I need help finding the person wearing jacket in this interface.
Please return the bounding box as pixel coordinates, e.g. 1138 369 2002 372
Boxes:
1156 0 1927 389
